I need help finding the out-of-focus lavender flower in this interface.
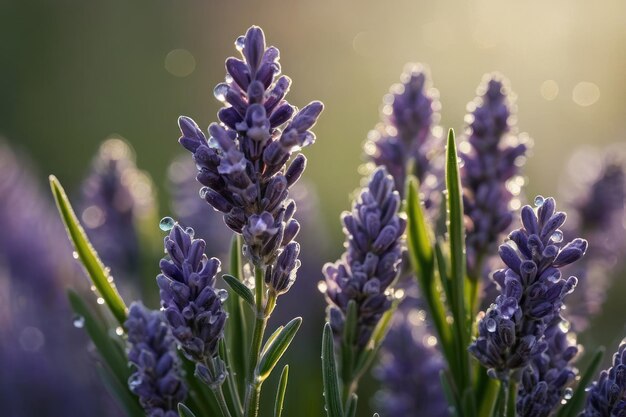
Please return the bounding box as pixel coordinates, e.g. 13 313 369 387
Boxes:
364 64 443 202
157 223 228 386
178 26 322 300
517 317 579 417
167 155 232 258
126 302 187 417
559 147 626 330
373 293 448 417
0 141 120 417
469 197 586 379
581 342 626 417
323 167 406 348
80 138 156 287
460 75 528 278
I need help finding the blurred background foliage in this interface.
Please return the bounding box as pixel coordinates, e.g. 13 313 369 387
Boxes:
1 1 625 416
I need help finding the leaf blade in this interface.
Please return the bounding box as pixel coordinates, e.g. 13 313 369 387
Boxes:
223 273 255 307
258 317 302 380
274 365 289 417
322 323 344 417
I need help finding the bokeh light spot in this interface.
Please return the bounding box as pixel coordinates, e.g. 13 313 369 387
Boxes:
540 80 559 100
164 49 196 78
572 82 600 106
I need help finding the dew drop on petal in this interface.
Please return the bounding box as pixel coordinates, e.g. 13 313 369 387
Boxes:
235 36 245 51
564 387 573 400
73 315 85 328
115 326 124 336
317 281 327 293
559 321 571 333
551 230 563 243
185 227 195 238
486 318 497 333
217 289 228 302
159 216 176 231
534 195 545 207
213 83 229 102
199 187 209 199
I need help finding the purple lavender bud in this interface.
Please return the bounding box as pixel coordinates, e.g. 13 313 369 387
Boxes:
323 168 406 348
157 224 227 364
469 197 586 378
581 342 626 417
516 317 578 417
460 75 528 278
126 302 187 417
79 138 156 286
559 148 626 330
365 64 443 201
179 26 322 297
373 295 448 417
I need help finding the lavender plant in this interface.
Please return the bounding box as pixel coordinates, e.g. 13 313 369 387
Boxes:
581 342 626 417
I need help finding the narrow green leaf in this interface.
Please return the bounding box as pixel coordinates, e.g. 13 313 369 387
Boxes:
345 393 358 417
274 365 289 417
405 176 434 281
258 317 302 380
261 325 285 357
223 274 254 307
227 235 249 398
50 175 127 325
178 403 198 417
343 300 358 347
557 346 605 417
97 365 144 417
322 323 344 417
463 387 478 417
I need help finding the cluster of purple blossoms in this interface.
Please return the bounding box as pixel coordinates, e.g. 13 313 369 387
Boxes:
460 76 528 277
323 167 406 347
582 342 626 417
469 197 587 379
126 302 187 417
178 26 322 297
157 224 228 386
365 64 443 202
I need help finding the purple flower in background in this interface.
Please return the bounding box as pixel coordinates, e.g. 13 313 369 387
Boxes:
559 147 626 330
365 64 443 202
126 302 187 417
157 223 228 386
80 138 156 286
373 294 448 417
0 141 120 417
178 26 322 300
469 197 586 378
581 342 626 417
460 75 528 278
517 317 579 417
323 167 406 347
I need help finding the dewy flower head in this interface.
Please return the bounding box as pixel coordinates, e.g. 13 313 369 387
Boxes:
460 75 528 277
469 196 587 378
365 64 443 200
323 167 406 347
178 26 322 297
582 342 626 417
157 223 227 368
126 302 187 417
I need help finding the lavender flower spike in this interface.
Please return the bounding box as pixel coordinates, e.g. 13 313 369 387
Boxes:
581 342 626 417
323 167 406 347
126 302 187 417
157 223 228 386
365 64 443 200
178 26 322 298
469 196 587 379
460 75 528 277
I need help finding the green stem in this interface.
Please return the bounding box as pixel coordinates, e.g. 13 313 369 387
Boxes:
207 358 234 417
506 379 517 417
220 340 243 417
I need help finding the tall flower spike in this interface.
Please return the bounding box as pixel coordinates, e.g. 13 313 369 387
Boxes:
178 26 322 298
560 148 626 330
460 75 528 278
365 64 443 202
469 196 587 379
323 167 406 347
581 342 626 417
157 223 228 386
126 302 187 417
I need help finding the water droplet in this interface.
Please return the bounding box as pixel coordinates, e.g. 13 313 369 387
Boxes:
235 36 245 51
73 315 85 328
486 318 497 333
185 227 195 238
559 321 571 333
207 136 220 150
213 83 229 101
551 230 563 243
72 251 79 260
115 326 124 336
97 297 105 305
534 195 545 207
317 281 327 293
159 216 176 231
564 387 573 400
217 289 228 302
199 187 209 199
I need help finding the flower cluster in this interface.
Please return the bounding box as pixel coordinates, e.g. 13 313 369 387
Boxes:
323 167 406 347
157 224 227 385
178 26 322 298
582 342 626 417
126 302 187 417
460 76 528 277
365 64 443 201
469 197 587 378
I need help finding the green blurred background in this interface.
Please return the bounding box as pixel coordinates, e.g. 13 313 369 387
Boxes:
2 1 626 416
